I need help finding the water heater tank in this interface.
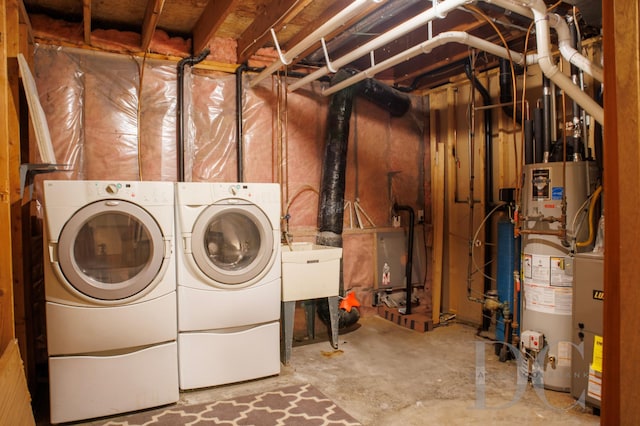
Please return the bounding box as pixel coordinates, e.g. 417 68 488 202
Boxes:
520 161 599 391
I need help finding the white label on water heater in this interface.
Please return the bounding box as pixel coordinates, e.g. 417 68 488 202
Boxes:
523 282 572 315
523 253 551 283
549 256 573 287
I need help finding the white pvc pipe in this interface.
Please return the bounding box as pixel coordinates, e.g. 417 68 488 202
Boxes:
249 0 376 88
323 31 527 96
484 0 603 83
549 13 603 83
526 0 603 125
286 0 473 91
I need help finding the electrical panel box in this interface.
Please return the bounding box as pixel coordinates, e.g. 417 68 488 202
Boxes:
571 252 604 410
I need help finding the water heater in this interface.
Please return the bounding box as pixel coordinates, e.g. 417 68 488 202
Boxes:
520 161 598 391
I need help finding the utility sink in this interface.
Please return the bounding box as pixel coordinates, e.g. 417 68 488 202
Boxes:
281 242 342 302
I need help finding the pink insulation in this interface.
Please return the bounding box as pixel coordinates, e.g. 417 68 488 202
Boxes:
33 43 430 318
280 84 329 230
138 59 179 181
188 71 238 182
149 30 192 57
82 52 140 180
32 47 84 172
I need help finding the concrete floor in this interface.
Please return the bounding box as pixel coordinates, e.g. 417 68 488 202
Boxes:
65 314 599 425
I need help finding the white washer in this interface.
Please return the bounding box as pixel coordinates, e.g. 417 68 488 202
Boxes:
175 182 281 390
42 180 178 424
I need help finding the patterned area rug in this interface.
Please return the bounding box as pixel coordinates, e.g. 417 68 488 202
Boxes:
100 384 361 425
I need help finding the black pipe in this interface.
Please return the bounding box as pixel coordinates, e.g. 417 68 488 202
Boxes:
533 105 544 163
236 63 248 182
594 86 604 173
499 58 522 125
524 119 534 165
177 48 210 182
393 204 415 315
542 76 552 162
464 60 494 331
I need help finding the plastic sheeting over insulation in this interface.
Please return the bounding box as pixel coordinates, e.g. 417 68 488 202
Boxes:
32 44 429 307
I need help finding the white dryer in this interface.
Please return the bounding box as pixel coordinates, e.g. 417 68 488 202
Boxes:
42 180 178 424
175 182 281 390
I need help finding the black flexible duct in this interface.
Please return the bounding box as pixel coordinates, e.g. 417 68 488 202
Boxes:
315 69 359 329
359 78 411 117
393 203 415 315
316 69 358 244
236 63 247 182
177 48 210 182
316 69 411 328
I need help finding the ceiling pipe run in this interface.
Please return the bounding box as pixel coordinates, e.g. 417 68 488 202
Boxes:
317 0 604 125
490 1 604 83
287 0 474 92
524 0 604 125
322 30 526 96
305 0 423 65
249 0 380 89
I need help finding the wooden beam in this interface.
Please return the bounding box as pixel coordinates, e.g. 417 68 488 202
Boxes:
141 0 165 52
603 1 640 424
192 0 239 55
6 0 25 374
236 0 312 64
17 0 33 45
430 96 445 325
0 0 16 353
82 0 91 45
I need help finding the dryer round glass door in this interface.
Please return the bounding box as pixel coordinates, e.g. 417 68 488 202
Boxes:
191 204 275 286
57 199 166 300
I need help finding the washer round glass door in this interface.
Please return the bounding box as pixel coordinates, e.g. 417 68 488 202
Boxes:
191 203 275 287
57 199 165 300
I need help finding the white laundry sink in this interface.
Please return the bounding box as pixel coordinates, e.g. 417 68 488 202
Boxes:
281 242 342 302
